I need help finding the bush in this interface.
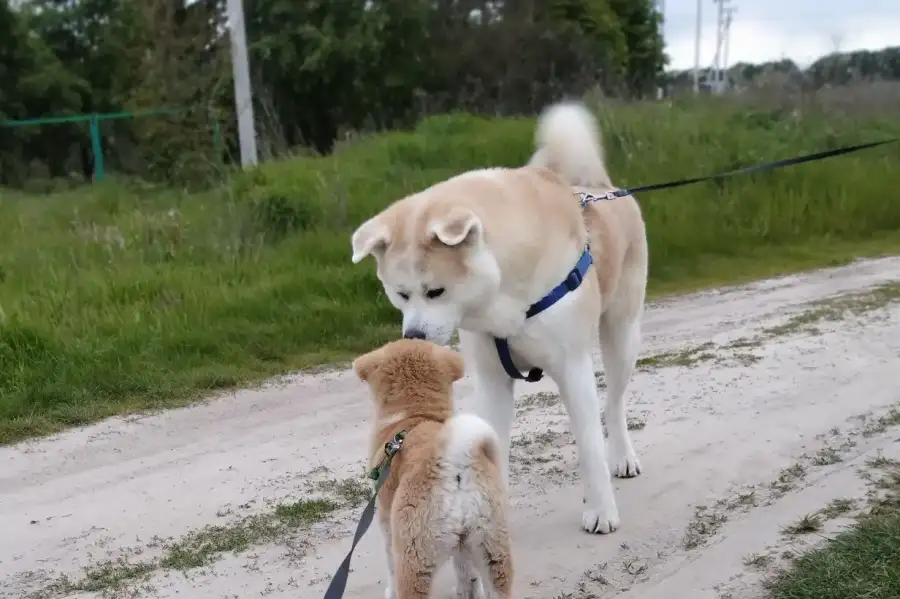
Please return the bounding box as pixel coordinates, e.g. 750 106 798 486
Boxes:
1 95 899 444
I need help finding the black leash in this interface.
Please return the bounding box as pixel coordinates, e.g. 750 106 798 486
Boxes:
579 138 898 205
321 431 405 599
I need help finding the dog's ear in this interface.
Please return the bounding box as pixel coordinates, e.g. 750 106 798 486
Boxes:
428 208 483 247
433 344 466 383
353 346 386 383
351 217 391 264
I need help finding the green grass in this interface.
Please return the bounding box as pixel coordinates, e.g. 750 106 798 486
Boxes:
766 450 900 599
2 96 900 444
768 506 900 599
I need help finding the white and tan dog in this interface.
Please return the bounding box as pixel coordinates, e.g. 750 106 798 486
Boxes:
350 100 648 534
354 339 513 599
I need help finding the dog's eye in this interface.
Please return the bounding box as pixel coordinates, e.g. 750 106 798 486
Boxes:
397 291 410 301
426 288 445 299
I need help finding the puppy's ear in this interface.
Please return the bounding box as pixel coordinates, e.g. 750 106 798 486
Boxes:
428 208 482 247
353 346 386 383
433 344 466 383
351 217 391 264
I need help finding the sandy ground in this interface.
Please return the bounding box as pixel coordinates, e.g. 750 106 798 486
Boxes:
3 256 900 599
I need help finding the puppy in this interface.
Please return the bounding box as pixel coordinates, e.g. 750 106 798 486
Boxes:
353 339 513 599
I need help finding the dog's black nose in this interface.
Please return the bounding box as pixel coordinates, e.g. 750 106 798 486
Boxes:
403 329 427 340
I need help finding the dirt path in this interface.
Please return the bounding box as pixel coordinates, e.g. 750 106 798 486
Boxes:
3 257 900 599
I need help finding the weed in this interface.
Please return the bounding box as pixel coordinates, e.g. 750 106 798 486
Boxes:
812 446 842 466
743 553 774 569
683 505 728 549
781 513 823 536
819 497 856 519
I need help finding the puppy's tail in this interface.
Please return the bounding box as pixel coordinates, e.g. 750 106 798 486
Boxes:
528 100 612 189
442 413 502 470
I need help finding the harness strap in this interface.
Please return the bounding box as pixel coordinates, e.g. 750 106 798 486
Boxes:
493 246 593 382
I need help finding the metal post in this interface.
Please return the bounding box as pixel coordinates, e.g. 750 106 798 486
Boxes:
227 0 258 168
692 0 702 93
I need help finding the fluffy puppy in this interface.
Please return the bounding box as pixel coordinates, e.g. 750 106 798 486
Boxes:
353 339 513 599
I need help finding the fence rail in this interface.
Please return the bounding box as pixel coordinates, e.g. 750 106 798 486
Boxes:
1 108 223 182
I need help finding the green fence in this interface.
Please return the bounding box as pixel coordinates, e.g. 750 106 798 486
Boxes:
1 107 223 182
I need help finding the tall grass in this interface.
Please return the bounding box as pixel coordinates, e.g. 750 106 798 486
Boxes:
1 95 899 444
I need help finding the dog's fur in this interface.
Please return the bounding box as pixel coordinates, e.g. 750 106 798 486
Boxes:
351 100 648 534
353 339 513 599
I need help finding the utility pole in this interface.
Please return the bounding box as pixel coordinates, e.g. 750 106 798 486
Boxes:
227 0 258 168
692 0 702 93
711 0 732 94
656 0 666 99
721 6 737 92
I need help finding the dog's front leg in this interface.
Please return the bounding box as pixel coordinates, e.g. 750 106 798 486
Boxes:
458 331 516 483
552 353 620 534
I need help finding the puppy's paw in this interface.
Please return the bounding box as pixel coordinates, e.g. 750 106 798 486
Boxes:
582 504 620 534
609 450 642 478
453 578 485 599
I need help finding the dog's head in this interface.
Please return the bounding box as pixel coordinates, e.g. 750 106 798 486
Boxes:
350 187 501 344
352 339 465 418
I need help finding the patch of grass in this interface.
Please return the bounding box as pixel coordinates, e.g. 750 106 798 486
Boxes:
818 498 856 520
762 284 900 338
781 513 824 537
627 415 647 430
861 408 900 438
766 455 900 599
3 97 900 444
637 342 718 370
767 512 900 599
682 505 728 550
744 552 775 569
517 391 560 412
811 446 842 466
316 477 373 507
511 430 561 449
36 493 347 595
770 463 808 497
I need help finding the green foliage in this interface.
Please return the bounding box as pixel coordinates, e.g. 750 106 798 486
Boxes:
1 97 900 443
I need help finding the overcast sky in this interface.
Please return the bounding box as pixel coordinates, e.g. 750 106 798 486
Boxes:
663 0 900 70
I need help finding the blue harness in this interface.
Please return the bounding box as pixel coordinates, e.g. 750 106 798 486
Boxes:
493 245 594 382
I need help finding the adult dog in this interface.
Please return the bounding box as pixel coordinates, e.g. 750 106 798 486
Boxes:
350 100 648 534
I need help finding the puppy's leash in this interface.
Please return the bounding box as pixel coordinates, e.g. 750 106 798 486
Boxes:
321 431 406 599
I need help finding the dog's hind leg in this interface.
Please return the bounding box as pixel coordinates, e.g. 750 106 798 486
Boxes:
599 270 646 478
392 534 437 599
551 352 620 534
473 526 514 599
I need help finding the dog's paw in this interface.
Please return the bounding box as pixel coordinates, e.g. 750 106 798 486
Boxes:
453 578 485 599
609 451 642 478
582 505 620 534
383 585 396 599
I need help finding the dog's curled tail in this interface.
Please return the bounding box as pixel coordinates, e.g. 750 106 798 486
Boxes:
443 413 502 470
528 100 612 189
